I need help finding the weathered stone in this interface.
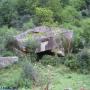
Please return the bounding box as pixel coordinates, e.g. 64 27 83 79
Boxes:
0 56 18 68
7 26 73 55
64 88 72 90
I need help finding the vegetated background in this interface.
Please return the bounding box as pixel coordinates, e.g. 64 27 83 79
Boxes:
0 0 90 90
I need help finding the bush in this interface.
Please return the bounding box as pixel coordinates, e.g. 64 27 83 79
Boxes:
0 65 22 89
18 61 38 88
40 55 64 66
80 18 90 45
61 6 81 23
23 19 35 30
69 0 86 10
0 26 18 50
23 62 38 81
77 48 90 73
64 54 78 70
72 34 85 53
0 0 18 26
35 7 54 25
25 38 39 53
64 49 90 74
25 38 40 62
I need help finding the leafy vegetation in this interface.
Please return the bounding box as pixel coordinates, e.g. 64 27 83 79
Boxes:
0 63 90 90
0 0 90 89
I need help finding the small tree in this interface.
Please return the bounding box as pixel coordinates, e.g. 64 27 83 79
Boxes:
35 7 54 26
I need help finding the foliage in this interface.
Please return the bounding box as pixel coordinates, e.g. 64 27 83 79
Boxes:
22 61 38 81
17 57 42 88
23 19 35 30
72 29 85 53
18 61 37 88
64 48 90 74
77 48 90 74
25 39 39 62
69 0 86 10
1 62 90 90
0 0 18 26
80 18 90 44
40 55 57 66
25 38 39 53
0 65 21 88
0 0 90 28
61 6 82 23
46 0 62 22
17 0 39 15
0 0 90 89
25 0 39 15
0 50 14 57
64 54 78 70
35 7 54 25
0 26 18 49
40 55 64 66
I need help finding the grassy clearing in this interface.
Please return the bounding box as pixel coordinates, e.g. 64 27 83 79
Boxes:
0 63 90 90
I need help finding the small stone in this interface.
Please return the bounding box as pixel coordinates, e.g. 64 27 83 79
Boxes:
64 88 72 90
0 56 18 68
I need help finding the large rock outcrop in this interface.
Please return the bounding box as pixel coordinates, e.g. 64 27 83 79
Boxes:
7 26 73 55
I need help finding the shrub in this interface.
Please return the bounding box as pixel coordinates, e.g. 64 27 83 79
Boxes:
61 6 81 23
25 38 40 62
0 65 22 89
72 27 85 53
23 19 35 30
25 38 39 53
69 0 86 10
0 0 18 26
35 7 54 25
23 62 38 81
0 26 18 51
80 18 90 45
18 61 38 88
40 55 64 66
46 0 63 23
63 49 90 74
72 35 85 53
40 55 57 66
77 48 90 73
64 54 78 70
10 19 23 29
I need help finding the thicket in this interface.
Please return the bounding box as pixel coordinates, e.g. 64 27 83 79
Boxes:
0 0 89 26
0 0 90 43
64 48 90 74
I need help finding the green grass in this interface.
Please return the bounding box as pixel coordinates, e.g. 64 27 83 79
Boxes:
0 63 90 90
0 64 22 88
51 69 90 90
33 63 90 90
